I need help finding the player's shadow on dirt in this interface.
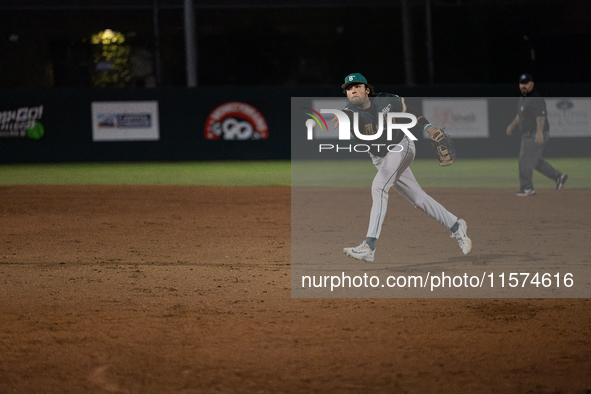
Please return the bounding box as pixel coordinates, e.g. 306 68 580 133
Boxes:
381 253 545 271
447 253 545 265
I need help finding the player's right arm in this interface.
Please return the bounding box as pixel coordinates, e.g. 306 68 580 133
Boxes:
330 105 353 129
330 114 339 129
506 114 519 136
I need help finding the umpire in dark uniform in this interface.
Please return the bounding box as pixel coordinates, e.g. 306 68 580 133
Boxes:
506 73 568 196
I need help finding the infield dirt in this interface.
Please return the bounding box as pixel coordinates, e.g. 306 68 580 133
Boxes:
1 185 590 393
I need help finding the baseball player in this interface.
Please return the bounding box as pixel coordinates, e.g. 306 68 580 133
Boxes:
336 73 472 262
506 73 567 196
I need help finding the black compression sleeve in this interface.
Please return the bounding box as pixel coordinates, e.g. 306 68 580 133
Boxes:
405 103 430 130
415 115 429 130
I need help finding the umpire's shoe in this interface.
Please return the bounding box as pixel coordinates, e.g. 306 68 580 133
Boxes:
344 241 375 262
514 189 536 197
451 219 472 255
556 174 568 191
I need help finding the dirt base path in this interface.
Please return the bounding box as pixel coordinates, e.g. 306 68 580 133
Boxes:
1 186 590 393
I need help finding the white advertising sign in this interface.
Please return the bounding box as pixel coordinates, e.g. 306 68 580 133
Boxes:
421 99 489 138
546 98 591 137
92 101 160 141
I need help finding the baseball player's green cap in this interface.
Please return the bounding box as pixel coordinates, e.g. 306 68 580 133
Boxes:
342 73 368 89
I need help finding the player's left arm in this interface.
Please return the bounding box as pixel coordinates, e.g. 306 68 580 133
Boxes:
396 97 439 138
398 97 455 166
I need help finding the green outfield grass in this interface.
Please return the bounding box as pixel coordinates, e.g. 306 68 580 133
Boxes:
0 161 291 186
0 158 589 189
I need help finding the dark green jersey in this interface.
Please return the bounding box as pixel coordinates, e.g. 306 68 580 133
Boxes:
343 93 412 157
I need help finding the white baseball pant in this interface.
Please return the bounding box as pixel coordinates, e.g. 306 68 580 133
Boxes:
366 136 458 239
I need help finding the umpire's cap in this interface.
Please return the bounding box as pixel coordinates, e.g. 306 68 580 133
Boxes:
519 73 533 83
342 73 368 89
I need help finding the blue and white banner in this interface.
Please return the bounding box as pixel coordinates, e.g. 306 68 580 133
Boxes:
92 101 160 141
546 98 591 137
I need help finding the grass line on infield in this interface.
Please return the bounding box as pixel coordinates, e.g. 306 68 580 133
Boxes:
292 157 591 189
0 161 291 186
1 158 589 188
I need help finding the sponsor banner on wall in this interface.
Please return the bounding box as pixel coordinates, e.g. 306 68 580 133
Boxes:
421 98 489 138
92 101 160 141
0 105 45 139
546 98 591 137
204 102 268 140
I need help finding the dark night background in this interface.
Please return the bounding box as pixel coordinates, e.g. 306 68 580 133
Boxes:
0 0 590 89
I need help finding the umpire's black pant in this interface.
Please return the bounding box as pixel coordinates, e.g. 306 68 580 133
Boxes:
519 131 561 191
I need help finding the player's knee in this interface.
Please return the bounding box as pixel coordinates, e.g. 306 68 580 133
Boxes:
371 183 388 194
411 194 430 210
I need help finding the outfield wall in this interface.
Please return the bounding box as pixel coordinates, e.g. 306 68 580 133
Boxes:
0 85 589 163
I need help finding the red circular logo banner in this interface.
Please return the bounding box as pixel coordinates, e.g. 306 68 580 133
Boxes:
204 102 269 140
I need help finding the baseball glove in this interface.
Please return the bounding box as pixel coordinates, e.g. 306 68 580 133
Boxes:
430 128 455 166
